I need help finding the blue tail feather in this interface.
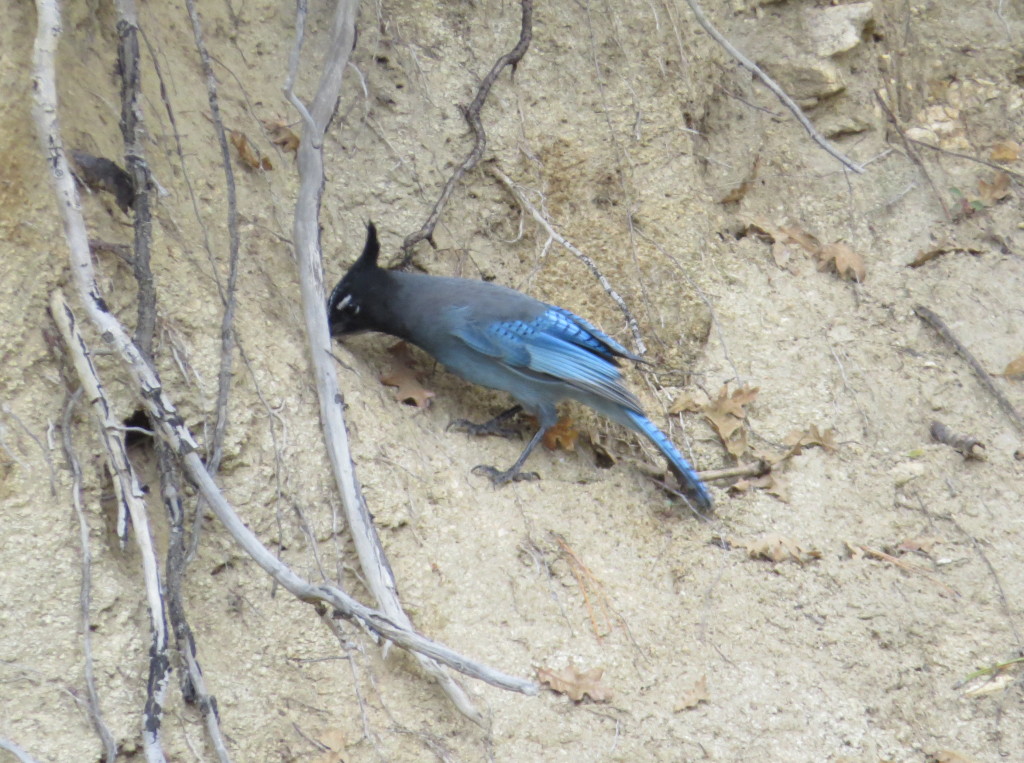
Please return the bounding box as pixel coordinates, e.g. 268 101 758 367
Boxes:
624 410 713 510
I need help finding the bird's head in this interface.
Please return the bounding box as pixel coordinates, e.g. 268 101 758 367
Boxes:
327 222 383 337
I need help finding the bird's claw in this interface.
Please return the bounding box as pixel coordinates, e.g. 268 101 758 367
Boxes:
471 464 540 485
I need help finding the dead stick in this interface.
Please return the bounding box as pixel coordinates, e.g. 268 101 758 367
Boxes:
49 291 171 762
60 391 118 763
184 0 241 479
285 0 501 722
915 306 1024 434
399 0 533 265
684 0 864 174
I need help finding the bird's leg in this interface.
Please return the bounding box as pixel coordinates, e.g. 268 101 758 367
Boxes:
447 405 523 439
472 425 547 485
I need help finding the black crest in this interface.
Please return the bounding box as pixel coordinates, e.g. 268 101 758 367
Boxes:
327 222 383 337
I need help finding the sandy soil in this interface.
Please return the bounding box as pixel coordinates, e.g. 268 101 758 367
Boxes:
2 0 1023 761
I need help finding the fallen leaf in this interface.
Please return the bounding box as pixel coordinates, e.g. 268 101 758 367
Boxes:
718 156 761 203
673 675 709 711
230 130 271 170
989 140 1020 163
380 341 435 408
729 472 788 502
668 392 704 414
815 242 866 281
976 172 1011 205
1001 354 1024 379
896 536 942 555
734 534 821 564
703 385 758 459
263 119 301 153
783 425 838 455
542 417 579 451
537 663 613 702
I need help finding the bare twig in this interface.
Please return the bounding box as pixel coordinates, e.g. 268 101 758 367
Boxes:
399 0 533 265
184 0 241 478
286 0 504 723
160 447 230 762
49 291 171 763
914 306 1024 434
698 461 769 482
490 165 646 354
60 391 117 763
874 91 951 219
114 2 157 357
683 0 864 174
0 739 40 763
907 137 1024 183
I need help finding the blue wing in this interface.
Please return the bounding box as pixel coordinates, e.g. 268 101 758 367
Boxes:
452 307 643 413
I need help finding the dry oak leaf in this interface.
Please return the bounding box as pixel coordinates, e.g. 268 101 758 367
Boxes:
718 156 762 204
537 663 613 703
263 119 300 153
815 242 866 281
542 416 579 451
668 392 704 414
1000 354 1024 379
896 536 942 555
674 675 710 712
704 385 758 458
229 130 272 170
729 472 789 502
380 341 435 408
783 425 838 455
989 140 1020 163
976 171 1011 205
735 534 822 564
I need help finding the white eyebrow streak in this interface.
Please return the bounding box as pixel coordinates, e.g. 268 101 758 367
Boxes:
335 294 353 312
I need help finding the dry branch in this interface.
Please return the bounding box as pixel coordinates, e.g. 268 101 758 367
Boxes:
184 0 241 478
49 290 170 763
399 0 534 265
284 0 491 724
60 392 117 763
684 0 864 174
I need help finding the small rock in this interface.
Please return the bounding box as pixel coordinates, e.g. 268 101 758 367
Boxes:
805 2 875 58
766 56 846 102
890 460 926 487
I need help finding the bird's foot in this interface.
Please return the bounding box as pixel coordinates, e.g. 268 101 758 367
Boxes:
471 464 540 485
447 417 520 440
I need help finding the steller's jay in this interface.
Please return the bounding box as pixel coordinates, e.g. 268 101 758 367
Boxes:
328 223 713 510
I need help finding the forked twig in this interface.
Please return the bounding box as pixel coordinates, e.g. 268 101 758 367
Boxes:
683 0 864 174
399 0 533 265
489 165 646 354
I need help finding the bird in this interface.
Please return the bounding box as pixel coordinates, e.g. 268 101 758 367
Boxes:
327 223 713 511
